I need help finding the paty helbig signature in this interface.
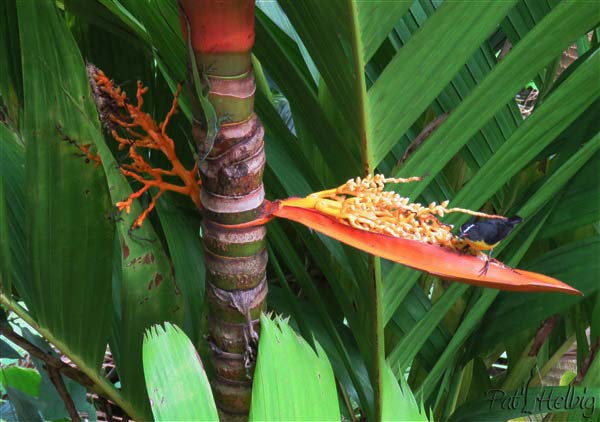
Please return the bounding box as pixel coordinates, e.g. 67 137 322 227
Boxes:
486 369 597 418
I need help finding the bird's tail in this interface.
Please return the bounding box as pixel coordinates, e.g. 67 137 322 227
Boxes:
507 216 523 226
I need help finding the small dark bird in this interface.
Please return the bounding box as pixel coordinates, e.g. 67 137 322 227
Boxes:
458 216 523 275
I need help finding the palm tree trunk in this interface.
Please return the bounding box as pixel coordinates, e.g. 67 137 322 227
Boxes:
179 1 265 419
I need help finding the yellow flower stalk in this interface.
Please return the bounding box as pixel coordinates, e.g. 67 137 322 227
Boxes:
282 174 505 255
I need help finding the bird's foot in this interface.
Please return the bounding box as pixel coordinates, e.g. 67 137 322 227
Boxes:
478 260 490 276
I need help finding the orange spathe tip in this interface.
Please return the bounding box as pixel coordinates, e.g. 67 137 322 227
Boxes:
272 204 581 296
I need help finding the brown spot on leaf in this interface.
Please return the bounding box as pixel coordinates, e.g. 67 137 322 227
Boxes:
122 241 130 259
172 276 181 296
154 273 164 288
143 253 155 264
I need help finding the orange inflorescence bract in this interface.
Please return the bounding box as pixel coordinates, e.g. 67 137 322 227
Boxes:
270 176 580 295
92 70 202 229
282 174 503 257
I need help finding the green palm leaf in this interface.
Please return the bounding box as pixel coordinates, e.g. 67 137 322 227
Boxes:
0 124 26 302
143 323 218 421
18 0 114 371
249 315 340 421
382 362 427 421
370 0 518 165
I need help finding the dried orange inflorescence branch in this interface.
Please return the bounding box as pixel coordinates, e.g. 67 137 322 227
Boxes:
77 144 103 167
58 125 103 167
282 174 505 255
90 69 202 229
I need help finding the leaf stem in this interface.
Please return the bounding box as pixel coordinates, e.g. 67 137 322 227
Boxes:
348 1 384 417
47 365 81 422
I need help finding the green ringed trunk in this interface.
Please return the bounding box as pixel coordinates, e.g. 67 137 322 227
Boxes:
200 110 266 417
179 1 264 418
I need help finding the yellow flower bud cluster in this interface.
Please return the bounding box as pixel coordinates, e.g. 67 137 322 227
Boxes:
302 174 503 253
